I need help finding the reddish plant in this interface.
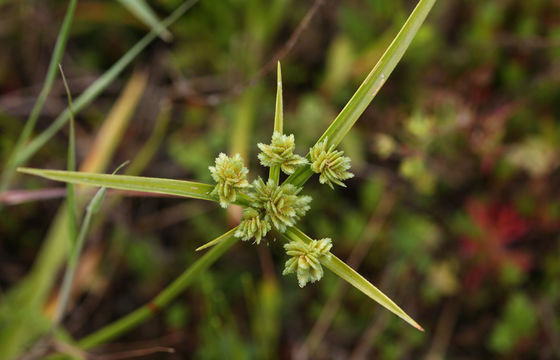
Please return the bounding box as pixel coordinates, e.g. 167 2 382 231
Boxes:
459 199 531 290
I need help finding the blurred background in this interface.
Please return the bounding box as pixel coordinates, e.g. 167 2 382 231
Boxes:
1 0 559 359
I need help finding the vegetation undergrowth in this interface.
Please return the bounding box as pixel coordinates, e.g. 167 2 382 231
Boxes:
4 0 439 357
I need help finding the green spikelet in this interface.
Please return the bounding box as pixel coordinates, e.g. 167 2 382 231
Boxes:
209 153 249 208
257 132 307 174
309 138 354 189
250 177 311 233
283 238 332 287
234 207 271 244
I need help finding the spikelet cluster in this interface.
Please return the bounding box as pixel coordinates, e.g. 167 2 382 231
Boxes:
209 153 249 207
309 138 354 189
258 132 307 174
250 178 311 233
283 238 332 287
235 207 271 244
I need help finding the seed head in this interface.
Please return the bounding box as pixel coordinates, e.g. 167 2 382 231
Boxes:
283 238 332 287
258 132 307 174
209 153 249 207
235 207 271 244
250 177 311 233
309 138 354 189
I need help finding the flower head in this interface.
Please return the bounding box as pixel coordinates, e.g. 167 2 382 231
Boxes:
235 207 271 244
283 238 332 287
250 177 311 233
258 132 307 174
209 153 249 208
309 138 354 189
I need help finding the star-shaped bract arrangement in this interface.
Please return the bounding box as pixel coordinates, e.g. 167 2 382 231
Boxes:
18 1 438 339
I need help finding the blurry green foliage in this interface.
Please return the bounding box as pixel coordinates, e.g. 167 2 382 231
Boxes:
489 293 537 354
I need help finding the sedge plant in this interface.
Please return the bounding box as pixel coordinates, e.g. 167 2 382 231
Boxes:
17 0 436 350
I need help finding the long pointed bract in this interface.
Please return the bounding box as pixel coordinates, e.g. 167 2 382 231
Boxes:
283 227 424 331
269 62 284 185
17 168 217 202
285 0 437 188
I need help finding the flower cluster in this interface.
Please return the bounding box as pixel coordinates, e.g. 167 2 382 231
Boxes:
208 153 249 208
235 207 270 244
249 178 312 233
258 132 307 174
208 132 351 286
282 238 332 287
310 138 354 188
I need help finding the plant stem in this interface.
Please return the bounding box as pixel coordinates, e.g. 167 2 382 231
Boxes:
77 233 239 349
59 65 77 252
54 187 107 325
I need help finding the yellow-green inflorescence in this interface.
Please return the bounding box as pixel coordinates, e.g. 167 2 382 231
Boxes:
309 137 354 189
235 207 271 244
258 132 307 174
249 178 312 233
209 153 249 208
283 238 332 287
209 132 351 288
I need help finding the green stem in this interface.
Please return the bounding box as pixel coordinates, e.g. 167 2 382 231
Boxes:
55 187 107 325
0 0 77 193
78 233 239 349
59 65 78 252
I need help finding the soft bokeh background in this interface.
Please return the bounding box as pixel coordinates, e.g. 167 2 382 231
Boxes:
1 0 559 358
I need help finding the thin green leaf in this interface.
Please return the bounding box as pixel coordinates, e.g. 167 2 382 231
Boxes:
5 0 199 186
0 0 77 193
269 61 284 185
58 65 77 251
285 0 437 188
283 227 424 331
54 186 106 325
18 168 213 201
196 227 238 251
78 232 240 349
117 0 173 42
16 168 252 207
55 162 128 325
274 61 284 134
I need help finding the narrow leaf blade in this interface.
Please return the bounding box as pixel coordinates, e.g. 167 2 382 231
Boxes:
284 227 423 331
322 254 423 331
17 168 216 202
269 62 284 184
196 227 238 251
79 232 240 348
274 61 283 134
285 0 437 187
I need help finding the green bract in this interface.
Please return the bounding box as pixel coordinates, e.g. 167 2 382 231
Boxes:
209 153 249 207
309 138 354 189
258 132 307 174
235 207 271 244
249 178 312 233
283 238 332 287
